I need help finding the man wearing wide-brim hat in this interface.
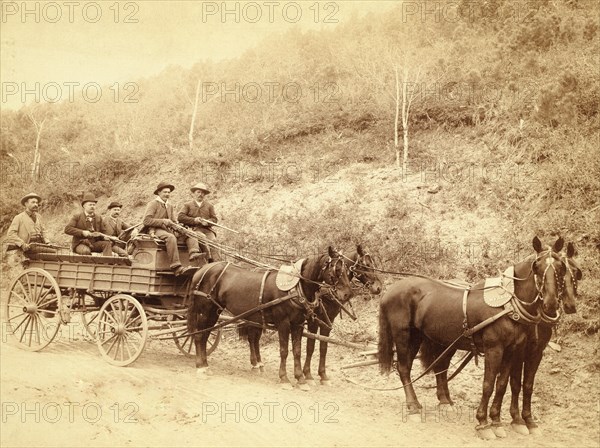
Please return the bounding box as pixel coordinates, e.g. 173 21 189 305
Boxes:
64 192 113 256
102 201 132 257
142 182 187 275
5 193 55 254
178 182 220 262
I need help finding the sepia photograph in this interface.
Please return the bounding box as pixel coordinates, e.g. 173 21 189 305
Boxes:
1 1 599 446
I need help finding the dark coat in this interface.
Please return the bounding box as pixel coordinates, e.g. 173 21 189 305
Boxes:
64 212 106 250
102 216 131 238
177 200 218 235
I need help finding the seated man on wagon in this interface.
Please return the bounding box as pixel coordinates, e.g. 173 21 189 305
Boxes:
142 182 189 275
177 182 220 262
102 201 132 257
64 193 113 256
5 193 56 254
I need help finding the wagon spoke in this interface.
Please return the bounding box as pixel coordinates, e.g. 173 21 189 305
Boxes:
34 275 47 303
7 311 27 322
19 316 32 343
123 335 133 359
36 288 55 307
23 274 34 302
38 295 58 309
32 314 41 346
17 280 32 302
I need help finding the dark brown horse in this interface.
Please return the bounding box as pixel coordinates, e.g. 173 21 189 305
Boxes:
489 242 581 437
187 246 355 389
378 237 567 439
303 244 383 385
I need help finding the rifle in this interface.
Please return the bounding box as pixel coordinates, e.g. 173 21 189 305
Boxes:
90 232 126 245
194 218 240 234
29 242 70 250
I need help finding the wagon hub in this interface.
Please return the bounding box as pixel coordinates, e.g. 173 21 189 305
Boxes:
114 324 127 335
23 304 38 314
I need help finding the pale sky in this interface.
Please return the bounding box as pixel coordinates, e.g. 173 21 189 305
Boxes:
1 1 399 110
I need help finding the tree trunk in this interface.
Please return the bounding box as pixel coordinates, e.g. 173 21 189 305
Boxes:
394 66 401 169
189 79 201 150
401 66 409 175
31 118 45 181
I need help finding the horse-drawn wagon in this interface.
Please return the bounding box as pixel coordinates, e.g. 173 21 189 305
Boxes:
3 236 221 366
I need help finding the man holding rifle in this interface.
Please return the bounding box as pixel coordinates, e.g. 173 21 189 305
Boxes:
64 193 113 256
6 193 56 254
102 201 132 257
178 182 220 262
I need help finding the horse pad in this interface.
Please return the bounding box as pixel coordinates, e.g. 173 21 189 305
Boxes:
483 266 515 307
275 259 304 292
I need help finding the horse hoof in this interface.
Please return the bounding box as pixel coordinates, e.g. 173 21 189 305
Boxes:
407 412 422 423
491 425 507 438
438 404 455 413
320 379 330 386
298 383 311 392
196 367 209 377
511 423 530 435
477 428 496 440
306 379 316 386
527 426 541 436
280 382 293 391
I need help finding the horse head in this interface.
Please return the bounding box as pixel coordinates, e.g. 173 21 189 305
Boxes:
349 244 383 295
531 236 567 316
560 242 581 315
319 246 355 303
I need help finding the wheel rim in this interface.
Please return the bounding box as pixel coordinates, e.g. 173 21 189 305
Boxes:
4 268 62 351
174 328 221 357
96 294 148 366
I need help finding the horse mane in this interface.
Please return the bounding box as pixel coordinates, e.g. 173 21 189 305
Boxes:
299 253 328 301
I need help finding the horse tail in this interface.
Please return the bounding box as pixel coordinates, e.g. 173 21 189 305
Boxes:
419 338 437 372
237 324 249 341
378 306 394 374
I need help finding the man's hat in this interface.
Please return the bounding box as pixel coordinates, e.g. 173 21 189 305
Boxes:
20 193 42 206
81 192 98 206
107 201 123 210
190 182 211 194
154 182 175 195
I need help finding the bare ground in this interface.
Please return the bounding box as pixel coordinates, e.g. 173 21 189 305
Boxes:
1 298 598 448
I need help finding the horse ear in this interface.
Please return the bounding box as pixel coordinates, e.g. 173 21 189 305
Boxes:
532 236 542 253
328 246 337 258
575 268 582 280
566 242 576 258
357 244 364 256
553 237 564 253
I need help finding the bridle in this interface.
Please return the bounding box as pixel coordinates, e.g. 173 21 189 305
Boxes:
344 252 379 292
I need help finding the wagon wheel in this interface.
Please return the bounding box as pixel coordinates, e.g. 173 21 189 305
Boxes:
4 268 62 351
96 294 148 366
173 328 222 358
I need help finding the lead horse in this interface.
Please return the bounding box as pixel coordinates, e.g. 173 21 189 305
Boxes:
187 246 355 389
303 244 383 385
489 242 581 436
378 236 567 438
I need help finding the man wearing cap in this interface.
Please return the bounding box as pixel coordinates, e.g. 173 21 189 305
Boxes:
64 193 113 256
142 182 187 275
178 182 220 262
5 193 55 254
102 201 131 257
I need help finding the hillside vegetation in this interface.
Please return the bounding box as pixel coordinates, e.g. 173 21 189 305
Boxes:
1 0 598 333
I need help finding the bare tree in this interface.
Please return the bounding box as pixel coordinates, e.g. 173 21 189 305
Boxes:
25 109 48 181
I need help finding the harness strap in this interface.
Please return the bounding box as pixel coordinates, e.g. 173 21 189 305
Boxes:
461 288 479 363
258 270 269 329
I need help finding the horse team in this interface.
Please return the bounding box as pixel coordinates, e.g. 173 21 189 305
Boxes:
185 237 582 438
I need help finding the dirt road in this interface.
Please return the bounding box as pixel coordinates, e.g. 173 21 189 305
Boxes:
1 312 598 448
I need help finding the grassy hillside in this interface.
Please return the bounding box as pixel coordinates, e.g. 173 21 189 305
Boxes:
1 0 598 333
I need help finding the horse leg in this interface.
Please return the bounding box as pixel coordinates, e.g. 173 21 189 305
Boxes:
192 307 217 376
253 328 264 372
521 343 545 434
278 320 292 389
291 323 309 390
302 320 318 384
508 352 529 435
489 345 519 438
476 345 503 440
317 325 331 384
247 327 259 370
394 326 422 419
